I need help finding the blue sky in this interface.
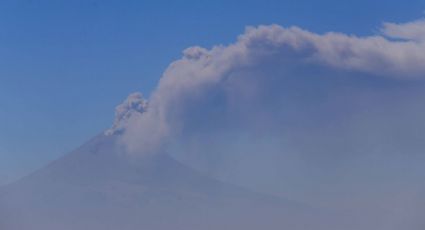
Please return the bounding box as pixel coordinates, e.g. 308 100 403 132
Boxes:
1 0 425 184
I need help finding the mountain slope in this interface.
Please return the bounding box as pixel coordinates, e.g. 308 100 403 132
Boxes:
0 134 347 230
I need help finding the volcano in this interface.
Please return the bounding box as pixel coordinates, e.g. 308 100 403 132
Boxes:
0 132 347 230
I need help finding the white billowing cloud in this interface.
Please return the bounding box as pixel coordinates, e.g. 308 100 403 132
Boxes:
242 24 425 77
103 18 425 228
105 92 148 136
111 18 425 155
382 18 425 42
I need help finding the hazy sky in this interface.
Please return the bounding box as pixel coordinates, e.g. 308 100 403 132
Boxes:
1 0 425 185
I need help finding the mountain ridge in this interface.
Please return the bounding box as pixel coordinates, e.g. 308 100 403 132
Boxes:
0 133 347 230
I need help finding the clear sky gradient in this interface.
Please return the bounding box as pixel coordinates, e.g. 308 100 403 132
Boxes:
1 0 425 184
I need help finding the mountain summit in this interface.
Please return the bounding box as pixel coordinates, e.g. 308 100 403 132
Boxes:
0 133 345 230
